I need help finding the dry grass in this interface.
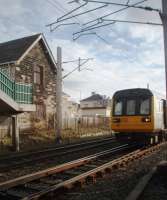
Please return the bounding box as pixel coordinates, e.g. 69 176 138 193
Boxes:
0 136 12 154
0 126 111 153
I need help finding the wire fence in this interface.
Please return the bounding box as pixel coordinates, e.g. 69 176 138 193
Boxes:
0 116 111 152
63 116 110 129
62 116 111 138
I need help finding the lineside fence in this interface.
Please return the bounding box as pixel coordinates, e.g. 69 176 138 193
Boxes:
62 116 111 138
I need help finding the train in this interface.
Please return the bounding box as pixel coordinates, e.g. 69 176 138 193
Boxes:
111 88 167 145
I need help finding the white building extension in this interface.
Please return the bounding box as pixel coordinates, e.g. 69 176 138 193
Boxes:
80 92 111 117
62 92 79 129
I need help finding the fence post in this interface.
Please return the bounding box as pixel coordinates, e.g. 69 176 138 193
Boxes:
11 115 19 152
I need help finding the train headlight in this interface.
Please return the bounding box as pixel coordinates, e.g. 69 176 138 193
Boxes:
112 118 120 123
142 117 151 122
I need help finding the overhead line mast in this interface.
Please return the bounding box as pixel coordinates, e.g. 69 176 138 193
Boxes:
55 50 93 143
161 0 167 101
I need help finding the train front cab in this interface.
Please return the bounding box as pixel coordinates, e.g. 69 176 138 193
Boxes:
111 89 166 145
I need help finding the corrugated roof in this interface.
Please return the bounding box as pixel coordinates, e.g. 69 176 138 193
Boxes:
0 34 41 64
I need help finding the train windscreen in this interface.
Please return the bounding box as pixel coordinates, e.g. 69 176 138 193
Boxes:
126 99 136 115
113 97 151 116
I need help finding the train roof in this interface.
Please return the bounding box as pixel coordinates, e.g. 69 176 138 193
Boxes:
113 88 153 99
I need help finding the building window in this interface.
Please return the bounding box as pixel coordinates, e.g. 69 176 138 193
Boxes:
34 65 44 86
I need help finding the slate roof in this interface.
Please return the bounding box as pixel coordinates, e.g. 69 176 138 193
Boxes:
0 34 41 64
81 94 104 102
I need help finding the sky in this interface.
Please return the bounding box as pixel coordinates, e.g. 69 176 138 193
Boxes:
0 0 164 102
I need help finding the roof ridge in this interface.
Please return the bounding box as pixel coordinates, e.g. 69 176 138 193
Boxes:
81 93 105 102
0 33 41 46
0 33 56 68
0 33 42 65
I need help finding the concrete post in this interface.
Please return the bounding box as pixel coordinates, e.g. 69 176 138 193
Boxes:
161 0 167 100
160 0 167 127
56 47 62 143
12 115 19 151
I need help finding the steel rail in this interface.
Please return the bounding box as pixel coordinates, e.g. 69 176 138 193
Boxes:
0 137 116 171
0 142 164 200
0 144 131 195
0 136 114 160
24 143 164 200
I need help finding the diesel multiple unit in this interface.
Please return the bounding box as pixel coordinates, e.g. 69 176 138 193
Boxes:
111 88 167 144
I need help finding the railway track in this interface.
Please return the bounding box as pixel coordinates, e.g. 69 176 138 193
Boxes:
0 144 139 200
0 137 116 172
0 142 164 200
0 145 134 200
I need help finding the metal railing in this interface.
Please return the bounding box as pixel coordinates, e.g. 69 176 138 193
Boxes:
0 69 33 104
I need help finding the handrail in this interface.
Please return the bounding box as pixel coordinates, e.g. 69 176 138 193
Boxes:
0 69 33 104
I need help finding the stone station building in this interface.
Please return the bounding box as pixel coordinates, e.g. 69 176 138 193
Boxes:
0 33 57 150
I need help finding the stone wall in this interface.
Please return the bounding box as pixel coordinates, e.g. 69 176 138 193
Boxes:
0 116 11 138
0 40 57 134
0 63 15 80
16 40 57 130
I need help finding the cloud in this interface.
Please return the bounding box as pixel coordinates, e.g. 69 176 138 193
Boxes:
0 0 165 101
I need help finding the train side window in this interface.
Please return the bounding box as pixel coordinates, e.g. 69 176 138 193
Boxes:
140 99 150 115
126 100 136 115
114 100 123 115
159 101 163 112
158 101 161 112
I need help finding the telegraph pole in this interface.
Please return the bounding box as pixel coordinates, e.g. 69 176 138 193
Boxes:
55 47 93 143
161 0 167 100
56 47 62 143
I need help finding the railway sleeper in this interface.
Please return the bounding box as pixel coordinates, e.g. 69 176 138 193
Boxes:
104 167 112 174
39 177 62 185
0 191 18 200
95 159 111 165
43 186 69 200
83 164 98 169
51 173 74 180
111 163 119 170
73 180 85 189
0 143 164 200
86 174 96 184
119 161 127 168
71 166 90 173
63 170 83 176
24 182 49 191
5 188 30 199
96 171 104 178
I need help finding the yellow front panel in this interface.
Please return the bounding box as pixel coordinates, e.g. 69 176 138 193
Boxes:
111 116 154 133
